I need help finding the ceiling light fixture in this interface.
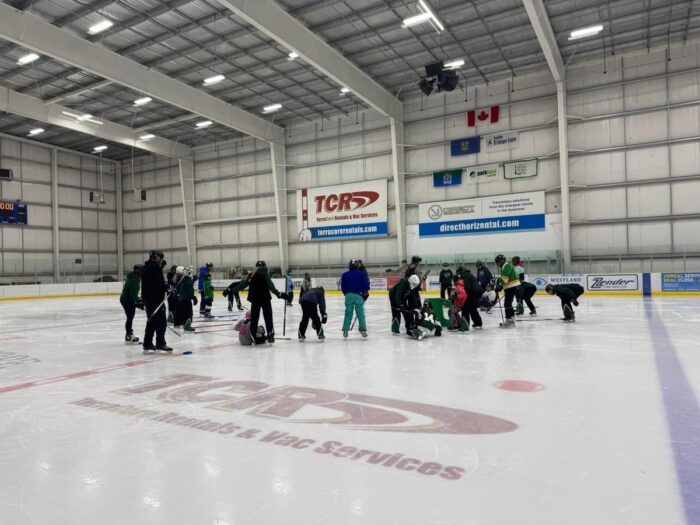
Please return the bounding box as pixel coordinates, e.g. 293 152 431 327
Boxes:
402 0 444 32
61 110 103 125
133 96 152 106
203 74 225 86
27 128 44 136
88 20 114 35
569 24 604 40
443 59 465 70
93 145 108 152
402 12 431 28
288 52 299 60
196 120 213 129
263 103 282 113
139 134 155 141
17 53 40 65
340 87 350 94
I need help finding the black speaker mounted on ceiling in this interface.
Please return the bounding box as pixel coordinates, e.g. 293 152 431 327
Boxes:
418 61 459 96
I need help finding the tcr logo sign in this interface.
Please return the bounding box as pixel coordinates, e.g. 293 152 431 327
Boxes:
314 191 379 213
115 374 517 435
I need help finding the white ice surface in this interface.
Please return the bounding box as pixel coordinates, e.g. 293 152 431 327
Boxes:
0 294 697 525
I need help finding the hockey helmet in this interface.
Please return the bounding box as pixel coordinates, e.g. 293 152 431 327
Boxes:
348 259 358 270
411 255 422 264
206 262 214 269
476 260 484 268
545 284 555 294
255 260 266 268
408 274 421 289
443 262 449 267
512 256 521 264
149 249 164 260
176 266 185 275
133 264 144 274
494 254 506 265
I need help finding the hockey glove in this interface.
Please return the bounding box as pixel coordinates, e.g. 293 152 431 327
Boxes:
135 298 144 310
222 289 229 298
573 300 579 306
495 284 503 293
192 296 198 306
321 314 328 324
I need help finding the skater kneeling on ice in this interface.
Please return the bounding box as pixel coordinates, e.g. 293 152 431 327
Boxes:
545 283 584 322
389 274 421 335
120 264 144 343
234 311 267 345
341 259 370 338
409 300 442 341
479 283 497 311
447 274 469 332
231 261 290 345
298 287 327 342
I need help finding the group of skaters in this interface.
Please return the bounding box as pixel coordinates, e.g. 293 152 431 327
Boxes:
120 250 585 352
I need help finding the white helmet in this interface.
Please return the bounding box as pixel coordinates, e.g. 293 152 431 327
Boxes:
176 266 185 275
409 274 420 289
185 266 194 277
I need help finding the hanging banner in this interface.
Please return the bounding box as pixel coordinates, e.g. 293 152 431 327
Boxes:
466 163 502 184
296 179 388 241
433 169 462 187
504 159 538 179
484 131 519 151
450 136 481 156
418 191 545 237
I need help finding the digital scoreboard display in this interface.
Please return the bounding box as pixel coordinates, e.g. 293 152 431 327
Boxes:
0 201 28 225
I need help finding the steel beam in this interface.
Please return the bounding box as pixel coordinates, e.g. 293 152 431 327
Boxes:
219 0 402 119
0 86 191 159
522 0 565 82
0 3 284 144
389 117 406 264
178 158 197 267
270 140 289 273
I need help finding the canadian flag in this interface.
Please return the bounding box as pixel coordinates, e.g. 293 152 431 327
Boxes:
467 105 500 126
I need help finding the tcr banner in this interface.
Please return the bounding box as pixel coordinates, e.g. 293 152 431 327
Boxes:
297 179 388 241
418 191 545 237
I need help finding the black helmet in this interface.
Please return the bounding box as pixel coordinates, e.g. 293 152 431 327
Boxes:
512 256 521 264
422 299 433 311
545 284 554 294
348 259 357 270
242 269 249 275
149 249 164 260
256 260 266 268
133 264 144 274
443 262 449 267
206 262 214 269
476 260 483 267
495 254 506 265
317 286 325 292
411 256 422 264
304 272 311 279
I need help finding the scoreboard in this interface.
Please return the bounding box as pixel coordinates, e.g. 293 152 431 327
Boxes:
0 201 28 225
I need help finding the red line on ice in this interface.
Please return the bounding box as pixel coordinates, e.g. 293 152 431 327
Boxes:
0 342 231 395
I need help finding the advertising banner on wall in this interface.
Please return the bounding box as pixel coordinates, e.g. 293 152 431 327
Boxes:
484 131 519 151
661 272 700 291
531 274 584 290
466 163 501 184
296 179 388 242
504 159 538 179
418 191 545 238
450 136 481 156
586 274 639 291
433 169 462 187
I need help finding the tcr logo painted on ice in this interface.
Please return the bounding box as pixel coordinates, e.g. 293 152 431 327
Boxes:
115 374 517 435
314 191 379 213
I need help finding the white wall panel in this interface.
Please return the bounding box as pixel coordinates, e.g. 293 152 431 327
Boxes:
628 222 672 253
673 220 700 252
627 185 671 218
671 181 700 214
570 188 627 221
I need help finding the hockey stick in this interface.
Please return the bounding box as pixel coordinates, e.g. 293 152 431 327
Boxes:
283 295 287 337
350 316 357 330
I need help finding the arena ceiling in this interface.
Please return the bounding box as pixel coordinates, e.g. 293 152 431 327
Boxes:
0 0 695 159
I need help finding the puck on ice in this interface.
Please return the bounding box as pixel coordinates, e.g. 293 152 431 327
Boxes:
183 351 193 355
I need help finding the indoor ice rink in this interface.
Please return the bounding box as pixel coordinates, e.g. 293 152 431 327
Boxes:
1 0 699 523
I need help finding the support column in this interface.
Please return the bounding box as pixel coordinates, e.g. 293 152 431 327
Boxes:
178 158 197 266
556 80 571 270
270 140 289 273
116 163 124 281
50 148 60 282
390 116 406 263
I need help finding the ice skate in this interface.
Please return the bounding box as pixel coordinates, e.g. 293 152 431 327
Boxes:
499 318 516 328
529 310 537 316
155 344 173 353
228 305 232 312
343 331 348 339
360 330 368 338
125 333 139 344
298 331 306 342
183 319 195 333
391 318 400 335
267 331 275 344
142 344 156 354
